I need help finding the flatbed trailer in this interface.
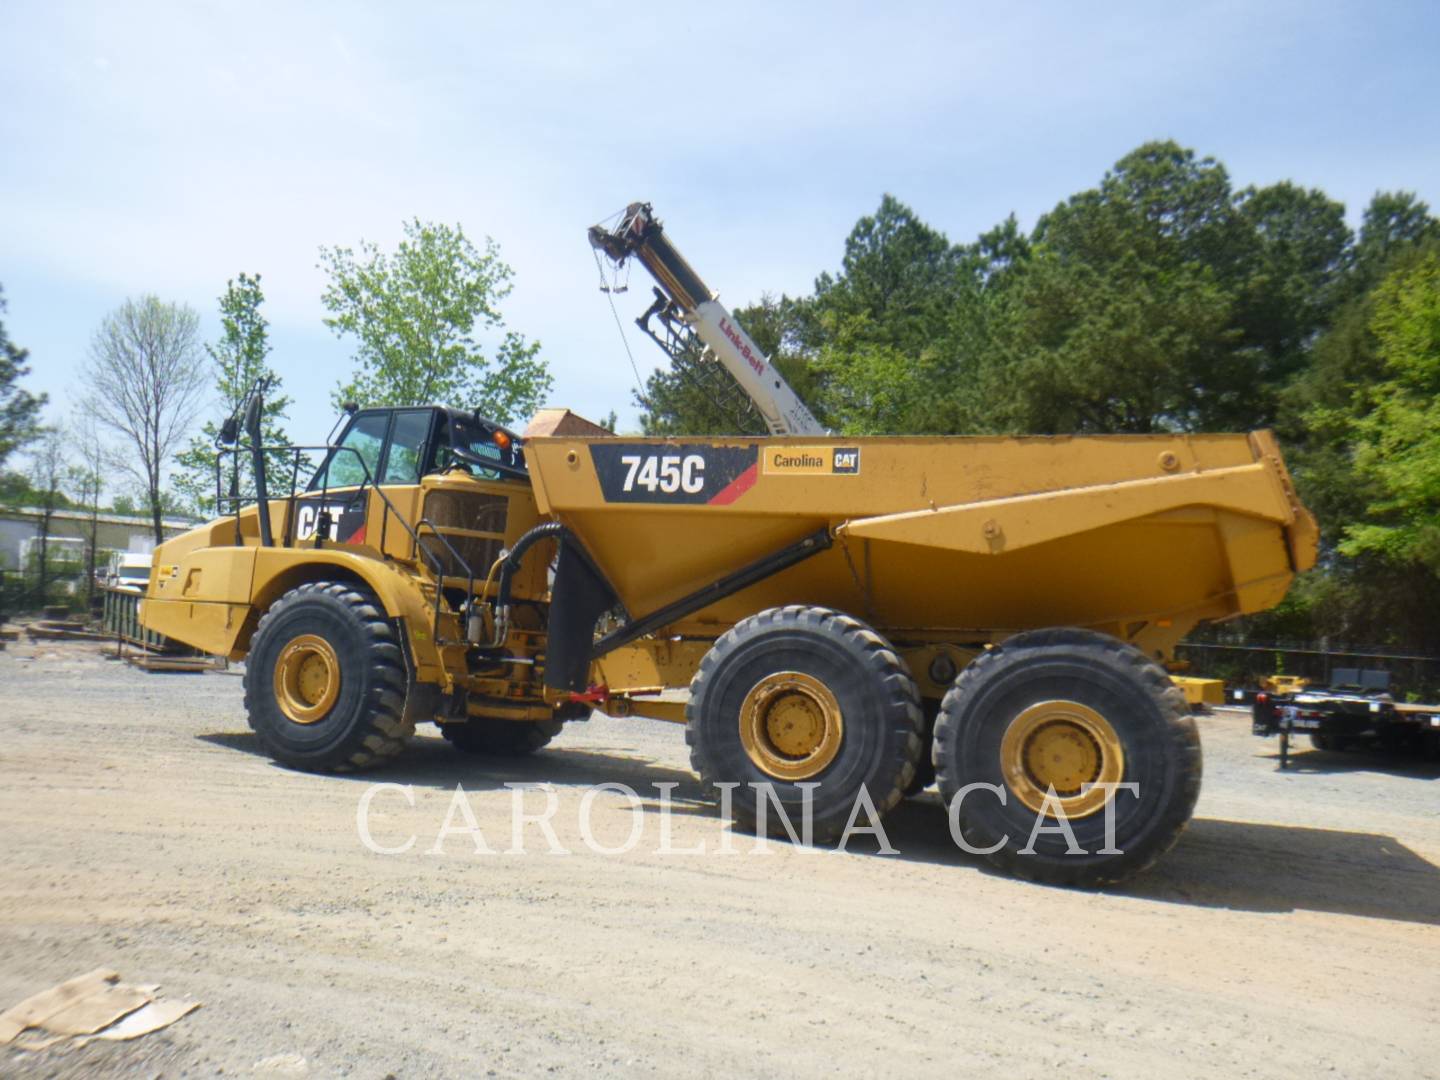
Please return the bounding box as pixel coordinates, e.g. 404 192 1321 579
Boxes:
1252 668 1440 766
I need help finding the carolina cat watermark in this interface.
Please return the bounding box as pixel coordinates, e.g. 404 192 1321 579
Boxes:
356 781 1140 857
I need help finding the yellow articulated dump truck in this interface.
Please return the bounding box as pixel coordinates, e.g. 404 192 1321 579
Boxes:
141 207 1318 886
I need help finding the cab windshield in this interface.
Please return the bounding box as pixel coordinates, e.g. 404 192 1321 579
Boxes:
314 412 387 489
307 408 526 491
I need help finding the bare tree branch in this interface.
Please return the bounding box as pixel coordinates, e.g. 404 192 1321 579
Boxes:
81 296 206 544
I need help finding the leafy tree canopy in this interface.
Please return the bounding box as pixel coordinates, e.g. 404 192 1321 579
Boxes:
320 219 550 424
1340 246 1440 570
173 273 291 513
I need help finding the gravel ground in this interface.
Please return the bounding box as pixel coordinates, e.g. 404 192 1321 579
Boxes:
1 639 1437 1078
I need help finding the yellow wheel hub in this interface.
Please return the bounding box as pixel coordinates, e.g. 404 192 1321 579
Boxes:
273 634 341 724
738 671 844 781
999 700 1125 819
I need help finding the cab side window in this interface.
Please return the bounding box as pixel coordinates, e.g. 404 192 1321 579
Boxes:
427 421 452 474
380 410 433 485
312 413 388 490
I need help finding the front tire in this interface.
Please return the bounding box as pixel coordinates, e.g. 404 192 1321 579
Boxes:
244 581 413 771
686 605 924 843
934 628 1200 887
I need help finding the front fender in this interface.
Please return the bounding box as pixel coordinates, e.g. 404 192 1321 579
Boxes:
142 542 457 686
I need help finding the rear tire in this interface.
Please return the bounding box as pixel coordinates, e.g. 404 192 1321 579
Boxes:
442 717 562 756
686 605 924 843
934 628 1201 887
244 581 413 771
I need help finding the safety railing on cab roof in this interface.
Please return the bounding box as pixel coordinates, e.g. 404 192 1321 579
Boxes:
214 444 479 647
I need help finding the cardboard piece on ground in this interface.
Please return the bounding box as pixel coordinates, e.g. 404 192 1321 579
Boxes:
0 967 120 1045
42 983 153 1036
87 999 201 1042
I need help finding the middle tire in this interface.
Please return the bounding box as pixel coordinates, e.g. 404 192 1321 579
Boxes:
686 605 924 843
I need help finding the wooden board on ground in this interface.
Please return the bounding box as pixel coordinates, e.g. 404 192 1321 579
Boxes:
26 622 110 642
124 654 218 673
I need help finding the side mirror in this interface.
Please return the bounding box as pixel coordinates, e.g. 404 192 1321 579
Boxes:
242 394 262 438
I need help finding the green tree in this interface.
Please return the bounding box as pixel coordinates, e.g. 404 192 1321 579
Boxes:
986 143 1368 436
1352 191 1440 290
1001 252 1237 434
1340 248 1440 569
319 219 550 423
812 194 970 356
638 294 815 435
0 284 47 471
0 469 67 508
997 142 1256 434
806 197 1021 436
174 274 291 514
1232 182 1352 398
1278 199 1440 554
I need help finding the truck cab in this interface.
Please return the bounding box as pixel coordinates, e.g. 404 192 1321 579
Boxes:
141 404 552 721
294 405 527 546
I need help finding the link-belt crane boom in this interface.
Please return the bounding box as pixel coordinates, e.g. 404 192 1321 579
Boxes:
589 202 825 437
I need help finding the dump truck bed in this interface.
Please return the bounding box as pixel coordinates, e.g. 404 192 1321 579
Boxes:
525 429 1316 655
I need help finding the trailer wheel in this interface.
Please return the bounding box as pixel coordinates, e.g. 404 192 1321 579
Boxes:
442 718 562 756
686 605 924 843
934 627 1200 887
244 581 413 771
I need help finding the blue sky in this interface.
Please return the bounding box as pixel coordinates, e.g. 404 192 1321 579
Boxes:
2 0 1437 461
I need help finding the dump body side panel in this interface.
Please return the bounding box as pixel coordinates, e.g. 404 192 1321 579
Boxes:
526 431 1316 657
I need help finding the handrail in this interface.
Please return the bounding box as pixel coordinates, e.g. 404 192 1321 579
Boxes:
413 517 479 638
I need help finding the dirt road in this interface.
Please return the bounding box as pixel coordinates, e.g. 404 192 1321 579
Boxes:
2 640 1437 1078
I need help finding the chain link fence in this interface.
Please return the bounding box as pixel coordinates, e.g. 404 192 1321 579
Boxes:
1176 638 1440 702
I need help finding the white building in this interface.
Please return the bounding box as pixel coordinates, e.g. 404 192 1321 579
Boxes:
0 506 194 571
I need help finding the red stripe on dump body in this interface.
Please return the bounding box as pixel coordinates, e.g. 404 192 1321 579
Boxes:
708 462 758 505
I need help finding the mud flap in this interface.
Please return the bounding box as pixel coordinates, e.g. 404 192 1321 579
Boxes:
544 539 619 693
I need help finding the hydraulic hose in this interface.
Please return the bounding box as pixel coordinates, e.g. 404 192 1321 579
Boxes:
490 521 569 646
